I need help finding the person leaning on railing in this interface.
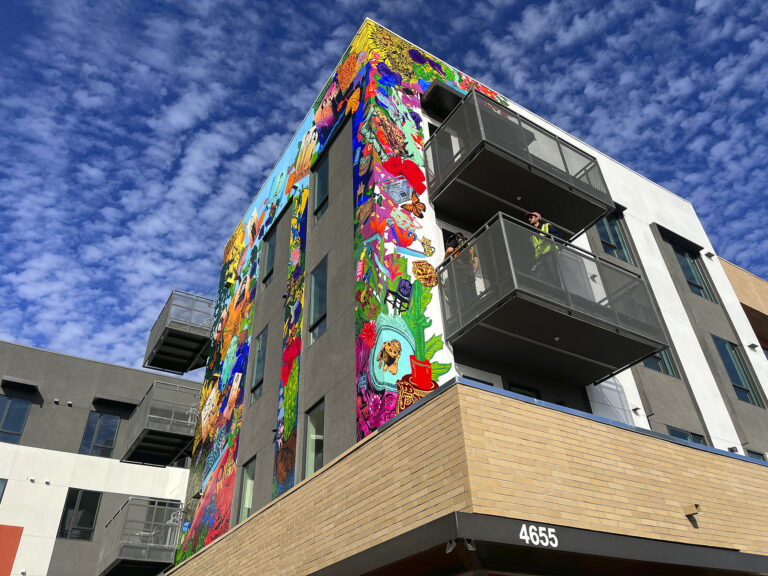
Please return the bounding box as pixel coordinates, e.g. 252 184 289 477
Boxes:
444 232 479 310
526 212 561 285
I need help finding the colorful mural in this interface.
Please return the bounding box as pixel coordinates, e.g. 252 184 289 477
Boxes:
177 19 511 562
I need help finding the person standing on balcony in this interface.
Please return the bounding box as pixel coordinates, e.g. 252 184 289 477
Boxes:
444 232 479 310
526 212 561 285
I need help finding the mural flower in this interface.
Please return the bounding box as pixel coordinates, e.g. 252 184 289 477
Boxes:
361 321 377 349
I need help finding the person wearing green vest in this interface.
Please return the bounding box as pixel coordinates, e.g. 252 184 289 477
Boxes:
525 211 561 285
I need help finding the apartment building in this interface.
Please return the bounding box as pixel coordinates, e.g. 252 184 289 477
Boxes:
165 19 768 575
0 297 206 576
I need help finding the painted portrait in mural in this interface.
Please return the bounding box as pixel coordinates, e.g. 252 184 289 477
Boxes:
177 19 514 562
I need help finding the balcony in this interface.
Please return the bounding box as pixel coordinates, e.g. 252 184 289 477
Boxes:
97 498 182 576
423 86 614 238
437 213 666 387
143 290 213 374
119 381 200 466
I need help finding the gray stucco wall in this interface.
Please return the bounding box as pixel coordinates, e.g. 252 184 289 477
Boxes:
0 340 200 458
233 119 356 521
651 226 768 452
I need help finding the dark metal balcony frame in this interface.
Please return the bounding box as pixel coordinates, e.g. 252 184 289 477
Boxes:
143 290 214 374
436 212 667 387
119 380 200 466
423 85 614 239
97 497 183 576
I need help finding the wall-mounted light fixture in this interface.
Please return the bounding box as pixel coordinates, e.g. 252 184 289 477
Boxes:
683 504 701 517
748 343 759 350
704 251 715 259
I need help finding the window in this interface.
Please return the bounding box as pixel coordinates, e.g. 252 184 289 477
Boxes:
238 456 256 522
262 229 276 286
747 449 766 462
667 426 706 445
309 258 327 342
250 326 268 406
672 243 714 301
641 348 678 377
79 411 120 457
304 399 325 477
713 336 763 406
314 155 329 221
57 488 101 541
596 213 634 265
503 382 541 399
0 395 31 444
0 478 6 504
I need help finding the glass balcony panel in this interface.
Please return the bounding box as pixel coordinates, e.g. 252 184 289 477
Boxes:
518 117 569 176
558 246 620 326
504 220 571 309
171 293 195 308
169 305 191 322
559 141 610 202
423 93 483 193
475 96 532 163
598 261 662 341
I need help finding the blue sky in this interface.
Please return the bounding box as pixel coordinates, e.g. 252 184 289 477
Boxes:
1 0 766 369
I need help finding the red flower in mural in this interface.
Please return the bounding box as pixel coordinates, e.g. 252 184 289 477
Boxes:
392 224 415 248
476 84 499 100
280 338 302 386
360 321 377 349
401 159 426 194
382 154 402 176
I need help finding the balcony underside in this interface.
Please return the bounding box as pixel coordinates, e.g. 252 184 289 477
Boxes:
121 429 192 466
433 143 610 238
100 559 174 576
144 326 209 374
450 291 662 388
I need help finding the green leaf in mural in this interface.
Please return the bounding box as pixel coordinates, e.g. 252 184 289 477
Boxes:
430 362 451 378
424 335 443 361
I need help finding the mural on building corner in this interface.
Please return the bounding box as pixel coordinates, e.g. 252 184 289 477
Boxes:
176 19 512 561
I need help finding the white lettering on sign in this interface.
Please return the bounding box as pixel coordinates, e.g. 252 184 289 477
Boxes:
518 524 559 548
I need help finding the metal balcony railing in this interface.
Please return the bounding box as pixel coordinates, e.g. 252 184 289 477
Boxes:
97 498 182 576
423 88 613 237
119 380 200 466
143 290 214 373
437 213 666 385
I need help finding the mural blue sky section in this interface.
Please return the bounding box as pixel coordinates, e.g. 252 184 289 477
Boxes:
0 1 766 369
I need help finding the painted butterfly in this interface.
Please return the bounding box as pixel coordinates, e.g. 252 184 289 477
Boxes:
401 193 425 218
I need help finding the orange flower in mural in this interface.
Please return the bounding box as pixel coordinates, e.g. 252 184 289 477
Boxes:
345 88 361 116
337 51 358 92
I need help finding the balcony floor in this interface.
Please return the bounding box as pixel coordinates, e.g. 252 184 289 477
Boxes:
144 326 209 374
122 429 192 466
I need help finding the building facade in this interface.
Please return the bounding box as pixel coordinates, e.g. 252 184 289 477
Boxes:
0 340 201 576
170 19 768 574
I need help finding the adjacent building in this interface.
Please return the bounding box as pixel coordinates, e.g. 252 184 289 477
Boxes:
0 334 204 576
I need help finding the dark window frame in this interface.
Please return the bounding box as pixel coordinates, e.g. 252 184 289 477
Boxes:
746 449 766 461
262 228 276 287
57 488 102 541
79 411 120 457
667 426 707 446
313 155 329 222
238 455 257 522
712 336 764 407
309 258 328 343
0 478 6 504
250 326 268 406
672 243 715 301
596 212 635 265
304 398 325 478
641 348 678 378
0 394 31 444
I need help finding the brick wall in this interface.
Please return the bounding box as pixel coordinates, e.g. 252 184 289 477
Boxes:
169 383 768 575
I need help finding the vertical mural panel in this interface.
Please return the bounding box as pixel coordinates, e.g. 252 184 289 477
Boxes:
177 19 512 561
272 187 308 497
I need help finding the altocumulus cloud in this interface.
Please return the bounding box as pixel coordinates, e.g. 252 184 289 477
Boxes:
0 0 766 370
